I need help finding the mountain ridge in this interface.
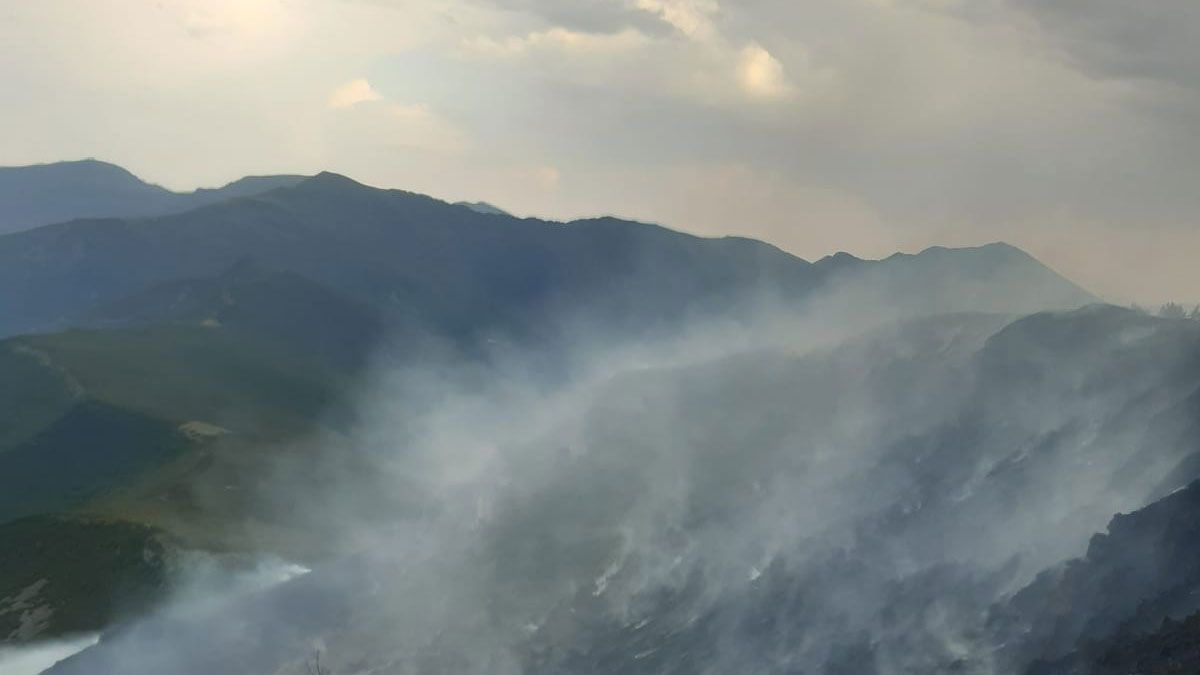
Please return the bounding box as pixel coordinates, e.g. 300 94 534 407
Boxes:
0 162 1121 666
0 159 306 235
0 166 1097 343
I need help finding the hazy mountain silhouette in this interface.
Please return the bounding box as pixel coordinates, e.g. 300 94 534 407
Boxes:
454 200 511 216
813 243 1097 316
8 162 1170 674
0 169 1094 343
0 159 305 235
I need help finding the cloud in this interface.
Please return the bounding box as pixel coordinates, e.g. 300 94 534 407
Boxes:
620 0 812 106
1006 0 1200 89
737 43 793 99
633 0 720 40
3 0 1200 301
328 78 384 108
326 75 468 154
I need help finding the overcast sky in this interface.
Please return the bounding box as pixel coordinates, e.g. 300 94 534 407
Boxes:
2 0 1198 303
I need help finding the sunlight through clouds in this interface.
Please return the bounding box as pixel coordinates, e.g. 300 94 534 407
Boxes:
737 43 794 99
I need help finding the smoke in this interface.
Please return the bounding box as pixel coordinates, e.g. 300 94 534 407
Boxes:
40 292 1200 674
0 634 99 675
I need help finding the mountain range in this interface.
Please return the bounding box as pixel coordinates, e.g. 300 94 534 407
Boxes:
4 160 1196 675
0 164 1093 343
0 159 306 236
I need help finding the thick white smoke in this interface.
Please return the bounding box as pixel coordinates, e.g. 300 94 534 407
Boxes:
41 299 1200 675
0 634 99 675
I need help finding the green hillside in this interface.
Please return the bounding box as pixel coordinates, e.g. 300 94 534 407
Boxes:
0 326 350 525
0 515 168 642
0 322 356 644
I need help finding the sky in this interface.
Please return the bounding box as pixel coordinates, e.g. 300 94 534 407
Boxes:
1 0 1197 304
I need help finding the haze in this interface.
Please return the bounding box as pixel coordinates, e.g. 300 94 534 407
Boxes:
2 0 1198 304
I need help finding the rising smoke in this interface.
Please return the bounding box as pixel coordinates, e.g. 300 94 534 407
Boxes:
41 294 1200 675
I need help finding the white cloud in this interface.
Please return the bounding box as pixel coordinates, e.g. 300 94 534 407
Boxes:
737 43 794 99
626 0 811 106
328 78 384 109
326 76 468 154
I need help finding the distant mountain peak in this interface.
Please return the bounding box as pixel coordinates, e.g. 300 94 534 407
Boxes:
0 160 308 235
0 166 1100 339
0 157 165 190
815 251 864 268
917 241 1023 257
194 174 307 199
455 201 511 217
306 171 367 188
3 157 128 172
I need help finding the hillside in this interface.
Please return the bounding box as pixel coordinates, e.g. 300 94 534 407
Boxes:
0 170 1095 343
0 172 821 341
814 243 1097 317
0 322 355 644
82 259 385 370
0 325 350 525
38 307 1200 674
0 516 168 643
0 159 305 235
0 164 1133 670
